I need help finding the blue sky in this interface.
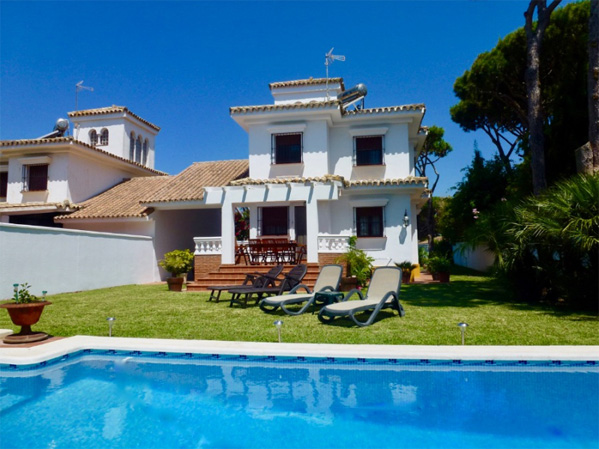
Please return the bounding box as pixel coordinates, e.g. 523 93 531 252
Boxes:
0 1 573 195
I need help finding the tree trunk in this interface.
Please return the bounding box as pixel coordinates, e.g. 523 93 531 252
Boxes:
589 0 599 169
427 196 435 253
524 0 561 195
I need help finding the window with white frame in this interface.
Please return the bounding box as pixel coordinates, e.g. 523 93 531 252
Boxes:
89 130 98 146
355 206 385 237
135 136 142 163
100 128 109 146
22 164 49 192
271 133 302 164
354 135 384 166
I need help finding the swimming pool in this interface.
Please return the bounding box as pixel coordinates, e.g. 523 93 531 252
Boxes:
1 349 597 449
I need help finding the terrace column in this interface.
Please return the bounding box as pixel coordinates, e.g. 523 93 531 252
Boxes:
221 203 235 264
305 196 319 263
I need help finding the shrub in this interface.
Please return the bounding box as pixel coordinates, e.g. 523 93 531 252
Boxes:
336 236 374 287
427 256 452 274
159 249 194 277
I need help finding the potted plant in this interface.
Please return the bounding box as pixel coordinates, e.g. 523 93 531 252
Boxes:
336 236 374 290
0 283 51 344
159 249 194 291
396 261 417 284
427 255 452 283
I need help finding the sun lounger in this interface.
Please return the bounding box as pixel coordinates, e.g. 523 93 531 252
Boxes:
229 264 307 308
258 264 343 315
318 266 405 327
207 265 284 302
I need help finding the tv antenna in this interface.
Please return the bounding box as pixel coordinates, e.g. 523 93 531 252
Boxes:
75 81 94 111
325 48 345 100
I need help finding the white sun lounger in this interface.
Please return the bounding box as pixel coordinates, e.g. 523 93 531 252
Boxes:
259 264 343 315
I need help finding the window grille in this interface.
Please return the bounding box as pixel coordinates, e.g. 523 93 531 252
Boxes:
354 135 384 166
271 133 302 164
100 129 109 145
89 130 98 146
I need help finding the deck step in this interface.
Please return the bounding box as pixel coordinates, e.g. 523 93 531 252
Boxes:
189 263 322 292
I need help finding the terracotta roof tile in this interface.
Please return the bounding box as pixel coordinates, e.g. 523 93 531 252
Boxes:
68 106 160 131
55 176 171 220
230 100 339 115
146 160 249 203
269 78 345 90
229 175 428 188
0 137 166 175
342 104 426 116
0 200 80 212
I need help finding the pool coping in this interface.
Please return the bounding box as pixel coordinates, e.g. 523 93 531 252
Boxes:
0 335 597 365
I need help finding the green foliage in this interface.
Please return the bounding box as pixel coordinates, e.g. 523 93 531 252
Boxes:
335 236 374 287
418 246 429 267
159 249 194 277
12 283 40 304
460 173 598 310
498 173 599 309
235 207 249 241
427 256 452 274
439 149 513 242
450 1 590 185
395 261 417 273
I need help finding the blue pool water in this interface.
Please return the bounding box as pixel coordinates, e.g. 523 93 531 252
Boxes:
1 352 598 449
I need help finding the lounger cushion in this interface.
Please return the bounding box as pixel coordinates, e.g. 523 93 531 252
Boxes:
322 298 395 315
261 293 313 306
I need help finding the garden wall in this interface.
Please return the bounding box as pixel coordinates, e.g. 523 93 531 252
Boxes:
453 243 494 272
0 223 160 300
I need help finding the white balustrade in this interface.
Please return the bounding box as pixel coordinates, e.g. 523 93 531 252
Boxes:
194 237 222 255
317 235 350 253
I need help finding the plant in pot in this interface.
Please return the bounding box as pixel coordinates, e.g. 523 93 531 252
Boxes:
396 261 417 284
0 283 51 344
159 249 194 291
427 255 452 283
335 236 374 291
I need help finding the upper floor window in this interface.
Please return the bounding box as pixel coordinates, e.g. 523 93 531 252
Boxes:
355 206 384 237
354 135 384 166
22 164 49 192
89 130 98 147
100 128 109 146
135 136 142 163
272 133 302 164
0 171 7 199
129 132 135 160
142 139 149 166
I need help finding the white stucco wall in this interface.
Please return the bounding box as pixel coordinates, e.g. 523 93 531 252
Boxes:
5 151 155 205
453 243 495 272
0 223 160 300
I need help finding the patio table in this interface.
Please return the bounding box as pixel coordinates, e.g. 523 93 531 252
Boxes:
312 291 344 314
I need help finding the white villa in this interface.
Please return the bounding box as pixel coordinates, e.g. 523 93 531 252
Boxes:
0 77 429 295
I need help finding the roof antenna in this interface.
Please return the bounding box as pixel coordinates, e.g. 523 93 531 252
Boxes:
75 81 94 111
325 48 345 100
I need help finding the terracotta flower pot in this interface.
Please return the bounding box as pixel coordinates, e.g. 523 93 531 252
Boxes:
437 272 450 283
402 272 411 284
167 277 184 292
0 301 52 344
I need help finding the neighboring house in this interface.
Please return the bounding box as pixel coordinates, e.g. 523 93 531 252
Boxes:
0 106 163 227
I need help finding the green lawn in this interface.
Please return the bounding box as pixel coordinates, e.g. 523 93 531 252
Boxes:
1 272 597 345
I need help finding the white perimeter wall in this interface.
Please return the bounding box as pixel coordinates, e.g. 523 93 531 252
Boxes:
0 223 160 300
453 243 495 272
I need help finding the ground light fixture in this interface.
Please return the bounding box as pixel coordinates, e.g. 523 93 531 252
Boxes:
273 320 283 343
13 284 18 300
107 317 116 337
458 322 469 345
